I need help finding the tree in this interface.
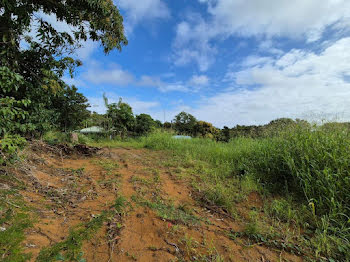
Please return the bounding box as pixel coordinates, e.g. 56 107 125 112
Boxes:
195 121 215 138
0 0 127 135
1 0 127 70
135 114 155 135
84 112 108 129
154 120 163 128
221 126 231 142
106 98 135 137
53 85 90 131
163 122 172 129
173 112 197 136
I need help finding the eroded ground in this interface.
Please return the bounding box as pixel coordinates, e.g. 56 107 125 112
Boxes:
13 144 303 261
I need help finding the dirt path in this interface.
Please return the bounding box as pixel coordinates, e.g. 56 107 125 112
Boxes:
19 146 303 262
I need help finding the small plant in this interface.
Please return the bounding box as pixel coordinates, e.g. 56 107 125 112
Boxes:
147 246 158 251
93 159 119 175
266 199 297 224
182 234 197 257
244 211 260 236
134 197 200 225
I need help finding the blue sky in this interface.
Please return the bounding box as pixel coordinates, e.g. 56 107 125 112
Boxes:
54 0 350 127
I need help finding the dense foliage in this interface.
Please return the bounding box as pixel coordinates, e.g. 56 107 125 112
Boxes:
0 0 127 163
135 114 156 135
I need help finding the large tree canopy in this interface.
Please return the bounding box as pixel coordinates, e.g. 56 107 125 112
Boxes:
0 0 127 135
105 97 135 137
1 0 127 66
173 111 197 136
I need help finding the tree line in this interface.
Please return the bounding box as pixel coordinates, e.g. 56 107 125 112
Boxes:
162 112 311 141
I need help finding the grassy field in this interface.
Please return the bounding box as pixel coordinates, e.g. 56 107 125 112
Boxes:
89 126 350 261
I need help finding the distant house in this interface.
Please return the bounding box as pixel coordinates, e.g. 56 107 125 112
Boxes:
79 126 105 134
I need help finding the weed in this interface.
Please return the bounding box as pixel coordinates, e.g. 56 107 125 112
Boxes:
125 251 137 261
266 199 298 224
147 246 158 251
92 159 119 175
182 234 197 257
36 214 106 262
243 211 260 236
58 167 84 177
0 211 32 262
134 197 200 226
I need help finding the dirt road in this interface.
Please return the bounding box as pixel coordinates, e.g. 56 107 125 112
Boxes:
19 146 302 261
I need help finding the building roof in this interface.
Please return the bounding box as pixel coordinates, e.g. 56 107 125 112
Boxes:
80 126 105 133
172 135 192 139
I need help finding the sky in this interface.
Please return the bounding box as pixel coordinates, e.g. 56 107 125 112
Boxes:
43 0 350 127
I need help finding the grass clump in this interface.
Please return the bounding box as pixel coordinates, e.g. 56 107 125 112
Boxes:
133 196 199 226
0 210 32 262
0 170 32 262
265 199 298 224
92 159 119 175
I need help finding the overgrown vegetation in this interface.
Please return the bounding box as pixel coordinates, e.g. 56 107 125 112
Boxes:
130 126 350 261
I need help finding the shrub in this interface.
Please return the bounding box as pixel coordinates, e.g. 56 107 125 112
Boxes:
43 131 69 145
0 134 26 165
77 133 91 145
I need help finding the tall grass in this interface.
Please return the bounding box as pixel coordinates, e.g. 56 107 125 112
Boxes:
141 128 350 260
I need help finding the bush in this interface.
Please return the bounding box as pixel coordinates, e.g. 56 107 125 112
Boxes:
43 131 69 145
0 134 26 165
77 133 91 145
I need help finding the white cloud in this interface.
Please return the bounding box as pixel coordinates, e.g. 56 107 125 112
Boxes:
188 75 209 86
88 94 159 115
187 37 350 127
61 76 86 88
158 82 189 93
81 63 134 85
71 62 208 93
173 15 217 71
201 0 350 41
75 40 99 61
117 0 170 34
240 56 274 68
172 0 350 71
86 35 350 126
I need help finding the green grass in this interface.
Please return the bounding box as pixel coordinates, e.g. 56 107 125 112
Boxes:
0 170 32 262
